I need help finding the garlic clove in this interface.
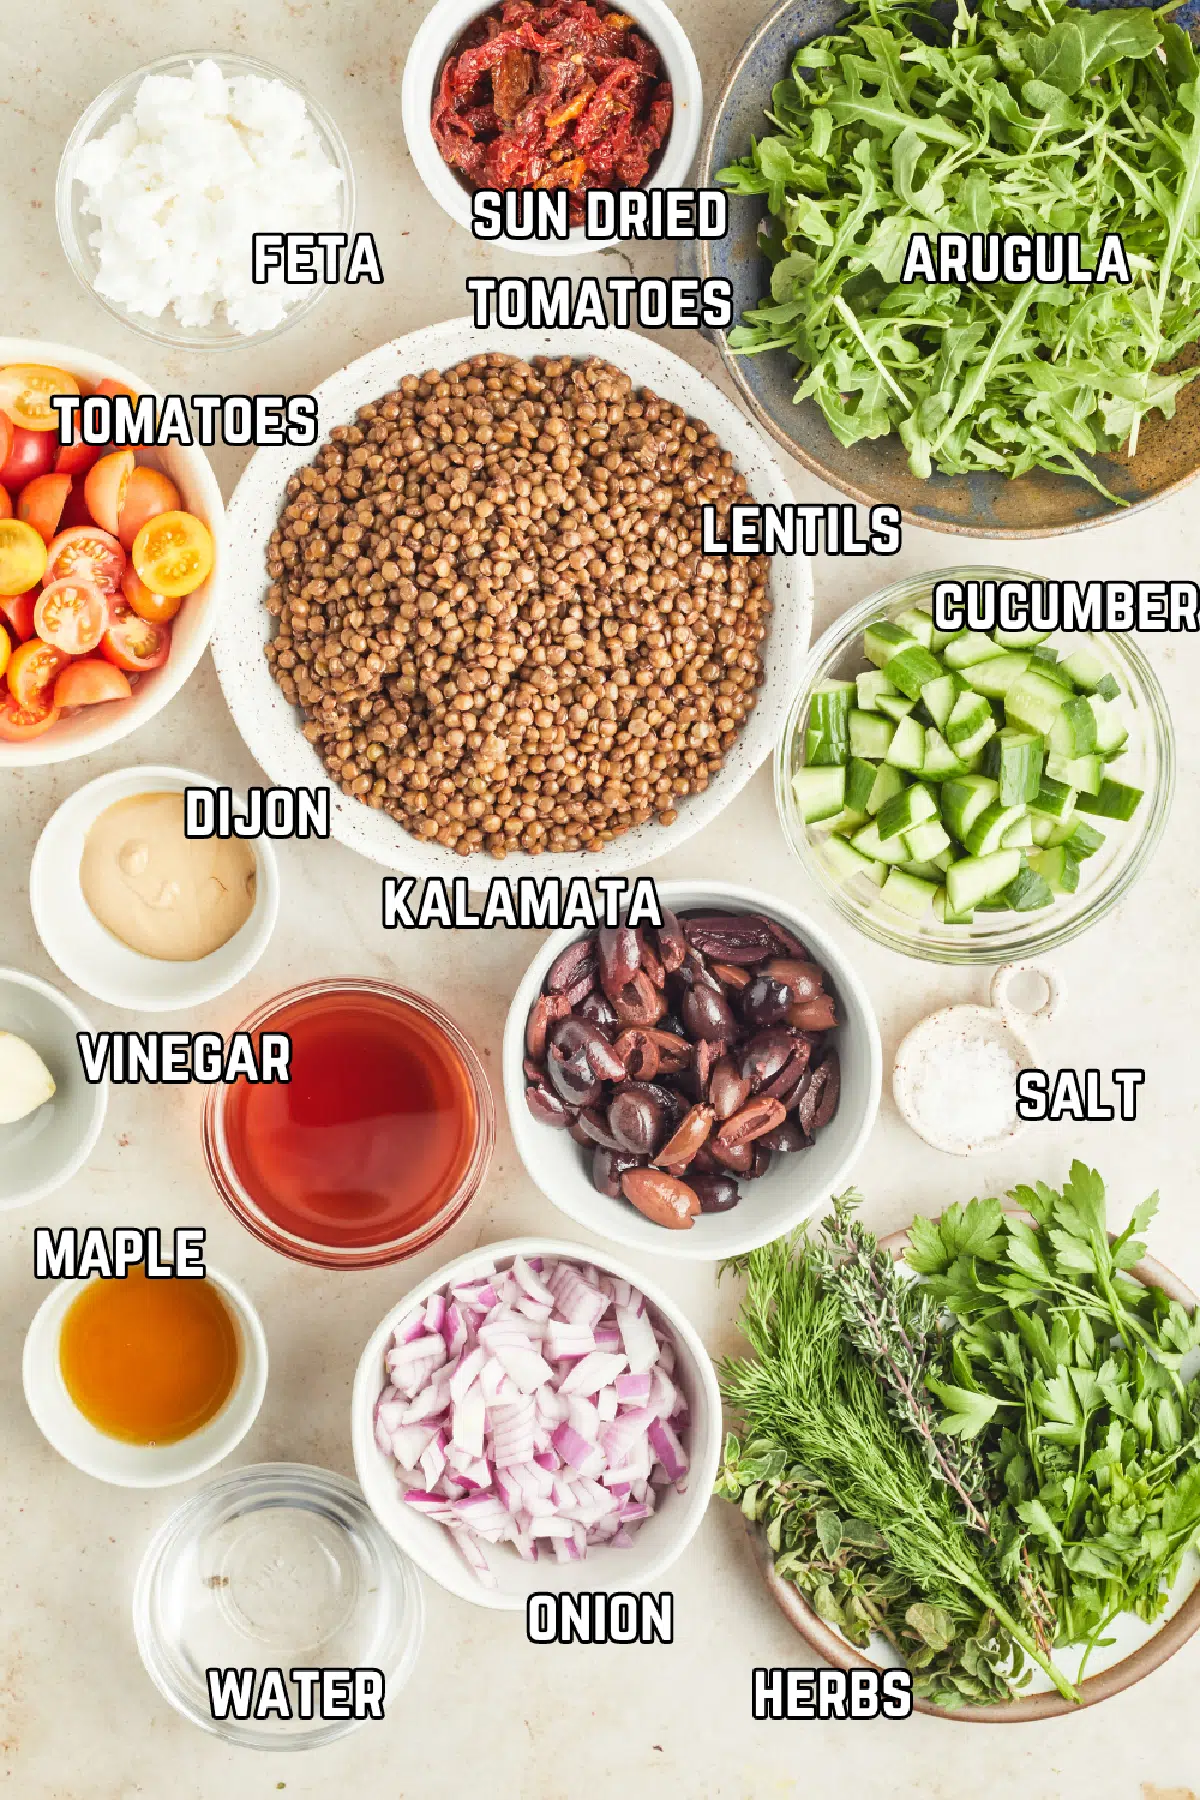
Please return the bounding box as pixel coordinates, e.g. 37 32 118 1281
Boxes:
0 1032 57 1125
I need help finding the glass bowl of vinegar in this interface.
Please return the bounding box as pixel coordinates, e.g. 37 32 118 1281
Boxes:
203 979 495 1269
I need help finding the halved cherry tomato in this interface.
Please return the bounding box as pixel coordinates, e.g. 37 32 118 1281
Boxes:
0 621 9 681
0 425 56 493
45 525 125 596
0 590 37 642
84 450 135 536
55 378 136 476
101 606 170 673
34 578 106 655
0 413 10 472
0 519 48 596
117 466 181 553
132 510 213 599
0 692 59 741
7 636 68 709
0 484 10 522
17 473 72 545
122 563 182 624
0 365 79 433
53 656 132 709
58 482 95 531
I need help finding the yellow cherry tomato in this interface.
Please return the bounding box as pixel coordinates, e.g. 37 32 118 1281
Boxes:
0 364 80 432
132 510 214 599
0 620 10 682
0 519 49 596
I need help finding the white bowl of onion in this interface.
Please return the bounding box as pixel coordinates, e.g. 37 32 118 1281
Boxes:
351 1237 721 1610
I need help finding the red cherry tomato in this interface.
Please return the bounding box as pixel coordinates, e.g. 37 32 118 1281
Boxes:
117 466 182 552
0 484 10 522
7 636 69 709
0 413 10 473
83 450 135 537
0 425 56 493
0 589 37 641
45 525 126 596
0 692 59 741
101 607 171 673
34 578 107 656
53 656 132 708
17 473 72 544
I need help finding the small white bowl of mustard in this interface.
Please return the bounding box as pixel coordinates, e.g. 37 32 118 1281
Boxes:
30 764 280 1012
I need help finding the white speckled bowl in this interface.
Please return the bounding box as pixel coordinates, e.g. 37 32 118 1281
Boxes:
211 320 811 879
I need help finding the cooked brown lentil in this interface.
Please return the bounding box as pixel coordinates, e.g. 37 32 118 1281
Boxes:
263 353 771 858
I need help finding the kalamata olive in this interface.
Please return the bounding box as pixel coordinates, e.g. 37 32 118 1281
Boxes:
681 982 736 1043
568 1119 593 1146
597 925 641 1002
526 991 569 1061
812 1049 841 1128
709 1136 753 1174
709 1054 751 1121
545 937 596 994
740 1029 796 1091
758 1118 809 1153
526 1083 574 1128
654 908 687 974
613 1028 660 1081
550 1016 627 1082
748 1143 772 1180
763 959 825 1003
690 1145 721 1175
682 912 776 964
690 1172 742 1213
620 1168 700 1230
523 1057 544 1084
740 974 792 1030
787 994 838 1031
577 989 618 1033
767 919 812 959
659 1011 686 1039
637 929 666 989
644 1028 692 1074
546 1044 602 1108
577 1105 623 1150
674 948 723 994
716 1096 787 1146
710 960 752 991
760 1038 812 1102
592 1146 644 1199
608 1088 666 1156
611 969 666 1028
796 1060 829 1134
690 1036 722 1100
564 968 597 1006
655 1103 714 1170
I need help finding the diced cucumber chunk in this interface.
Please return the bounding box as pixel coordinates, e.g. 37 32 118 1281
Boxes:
880 868 938 919
877 693 917 723
943 631 1007 671
1028 846 1080 894
864 621 916 668
893 606 936 649
965 800 1028 857
940 774 999 844
946 849 1022 913
1056 818 1105 858
984 727 1044 805
792 765 846 823
1002 815 1034 849
1075 777 1143 821
1029 653 1076 693
827 807 870 835
849 709 896 760
851 821 911 865
1030 814 1057 846
993 625 1052 649
856 670 898 712
885 714 925 772
919 672 961 732
1005 670 1071 737
1090 696 1129 759
900 858 942 880
823 834 888 888
845 756 879 814
1046 752 1103 795
945 690 993 748
876 782 937 840
1031 774 1076 820
922 727 967 781
1061 646 1117 695
1048 696 1098 757
933 886 974 925
968 652 1031 697
1004 865 1055 911
903 819 952 862
930 846 956 873
952 714 998 761
805 678 855 765
866 762 905 815
885 643 945 701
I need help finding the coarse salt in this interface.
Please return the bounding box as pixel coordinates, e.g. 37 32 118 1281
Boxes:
72 59 344 336
906 1032 1019 1150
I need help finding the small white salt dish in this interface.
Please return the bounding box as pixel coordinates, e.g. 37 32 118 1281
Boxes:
23 1263 268 1488
30 765 280 1014
0 969 108 1209
401 0 703 257
892 961 1066 1157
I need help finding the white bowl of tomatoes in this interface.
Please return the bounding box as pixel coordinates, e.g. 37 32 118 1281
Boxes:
0 340 223 765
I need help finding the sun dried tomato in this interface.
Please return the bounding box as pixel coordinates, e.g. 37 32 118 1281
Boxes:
431 0 672 211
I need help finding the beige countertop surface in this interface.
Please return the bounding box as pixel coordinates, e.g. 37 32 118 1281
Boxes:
2 3 1198 1796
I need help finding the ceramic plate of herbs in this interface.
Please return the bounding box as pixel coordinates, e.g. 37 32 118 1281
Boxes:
716 1164 1200 1717
698 0 1200 534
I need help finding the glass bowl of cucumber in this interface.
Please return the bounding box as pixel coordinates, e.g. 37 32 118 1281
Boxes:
775 569 1175 964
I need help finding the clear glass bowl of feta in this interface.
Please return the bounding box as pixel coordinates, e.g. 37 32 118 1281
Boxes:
775 570 1175 965
56 51 355 351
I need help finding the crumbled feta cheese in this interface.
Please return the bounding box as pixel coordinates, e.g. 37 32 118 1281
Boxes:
72 59 344 336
